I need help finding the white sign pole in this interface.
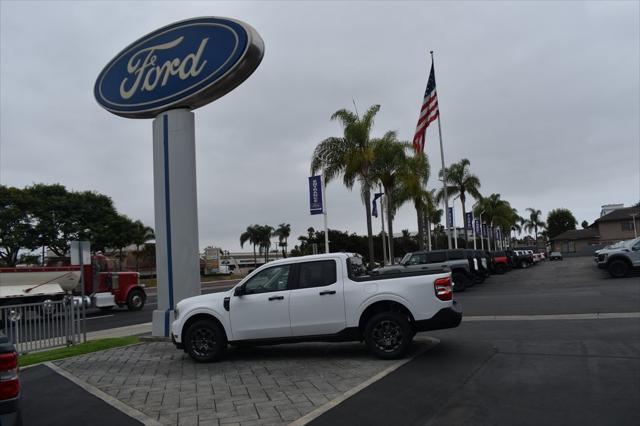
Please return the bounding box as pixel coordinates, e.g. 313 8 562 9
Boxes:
151 109 201 337
322 171 329 253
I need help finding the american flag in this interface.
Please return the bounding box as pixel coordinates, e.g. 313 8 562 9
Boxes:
413 61 439 154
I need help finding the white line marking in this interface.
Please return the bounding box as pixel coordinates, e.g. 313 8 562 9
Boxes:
290 336 440 426
463 312 640 322
86 315 114 320
46 362 162 426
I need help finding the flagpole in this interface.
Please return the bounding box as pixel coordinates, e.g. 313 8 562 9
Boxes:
322 169 329 253
379 187 388 266
431 51 451 250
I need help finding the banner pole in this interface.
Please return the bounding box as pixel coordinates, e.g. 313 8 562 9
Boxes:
379 187 388 266
431 51 451 250
322 170 329 253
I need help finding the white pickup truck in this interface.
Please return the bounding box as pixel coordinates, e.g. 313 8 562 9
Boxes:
172 253 462 362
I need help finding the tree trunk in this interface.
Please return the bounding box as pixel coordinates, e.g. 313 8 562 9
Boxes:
460 192 469 246
363 187 375 269
252 244 257 267
416 203 424 250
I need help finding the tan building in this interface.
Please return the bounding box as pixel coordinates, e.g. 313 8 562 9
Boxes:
550 229 600 253
592 206 639 245
551 206 639 254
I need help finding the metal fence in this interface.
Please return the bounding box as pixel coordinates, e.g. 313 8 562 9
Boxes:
0 297 86 354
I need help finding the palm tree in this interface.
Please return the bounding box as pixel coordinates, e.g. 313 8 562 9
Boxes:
311 104 382 268
256 225 275 262
239 225 261 267
473 194 513 250
370 135 407 263
274 223 291 258
396 150 431 250
524 208 546 245
131 221 154 272
436 159 481 245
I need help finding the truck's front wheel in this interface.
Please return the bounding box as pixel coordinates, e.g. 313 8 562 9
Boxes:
608 260 629 278
364 312 413 360
185 320 227 362
126 289 146 311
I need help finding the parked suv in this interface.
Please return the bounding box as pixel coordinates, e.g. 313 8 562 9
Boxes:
380 249 474 291
491 251 511 274
596 237 640 278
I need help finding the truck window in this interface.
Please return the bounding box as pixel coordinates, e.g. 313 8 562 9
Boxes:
243 265 290 294
425 252 447 263
297 260 337 289
406 254 427 265
347 256 367 279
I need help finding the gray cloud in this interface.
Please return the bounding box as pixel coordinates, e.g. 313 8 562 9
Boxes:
1 1 638 252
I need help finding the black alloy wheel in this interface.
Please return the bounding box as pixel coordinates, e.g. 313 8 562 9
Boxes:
608 260 629 278
364 312 413 360
185 320 227 362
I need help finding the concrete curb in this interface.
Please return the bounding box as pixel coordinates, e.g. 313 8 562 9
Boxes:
46 362 162 426
463 312 640 322
289 336 440 426
87 322 152 340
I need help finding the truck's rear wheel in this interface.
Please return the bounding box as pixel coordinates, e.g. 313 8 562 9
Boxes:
364 312 413 360
185 320 227 362
126 289 146 311
451 272 468 292
608 260 629 278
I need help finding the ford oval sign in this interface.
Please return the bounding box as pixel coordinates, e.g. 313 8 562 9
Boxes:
95 17 264 118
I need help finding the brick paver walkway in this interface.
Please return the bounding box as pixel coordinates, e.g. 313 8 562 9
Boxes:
55 341 429 425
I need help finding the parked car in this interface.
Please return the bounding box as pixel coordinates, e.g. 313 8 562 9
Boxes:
596 237 640 278
549 251 563 261
378 249 474 291
0 333 21 426
491 251 511 273
172 253 462 362
513 250 534 268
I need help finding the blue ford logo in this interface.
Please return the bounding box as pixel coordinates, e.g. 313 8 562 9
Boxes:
95 17 264 118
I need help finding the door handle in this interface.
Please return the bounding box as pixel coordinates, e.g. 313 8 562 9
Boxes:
319 290 336 295
268 295 284 301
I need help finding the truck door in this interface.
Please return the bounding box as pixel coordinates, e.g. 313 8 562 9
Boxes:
229 264 292 340
289 259 346 336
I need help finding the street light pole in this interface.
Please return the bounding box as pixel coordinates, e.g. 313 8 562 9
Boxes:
631 213 638 238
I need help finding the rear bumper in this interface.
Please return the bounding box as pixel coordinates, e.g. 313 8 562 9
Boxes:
414 301 462 332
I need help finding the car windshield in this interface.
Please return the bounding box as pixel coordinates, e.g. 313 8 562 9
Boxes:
400 253 412 265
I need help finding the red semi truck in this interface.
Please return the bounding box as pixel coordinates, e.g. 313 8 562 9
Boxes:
0 255 146 310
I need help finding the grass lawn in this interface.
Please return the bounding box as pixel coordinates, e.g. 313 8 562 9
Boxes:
19 336 140 367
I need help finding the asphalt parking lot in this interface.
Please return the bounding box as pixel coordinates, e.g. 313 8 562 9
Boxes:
22 256 640 425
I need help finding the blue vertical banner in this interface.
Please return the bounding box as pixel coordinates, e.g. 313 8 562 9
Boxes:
482 223 487 237
308 176 323 215
474 219 481 234
372 193 383 218
447 207 454 228
465 212 473 230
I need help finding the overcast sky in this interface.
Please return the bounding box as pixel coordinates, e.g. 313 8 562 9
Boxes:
1 1 639 253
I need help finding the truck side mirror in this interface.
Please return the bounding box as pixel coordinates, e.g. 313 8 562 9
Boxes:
233 285 244 297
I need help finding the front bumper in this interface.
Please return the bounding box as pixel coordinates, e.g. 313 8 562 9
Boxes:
414 301 462 332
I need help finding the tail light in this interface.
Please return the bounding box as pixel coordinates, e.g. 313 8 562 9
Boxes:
0 352 19 400
434 277 453 301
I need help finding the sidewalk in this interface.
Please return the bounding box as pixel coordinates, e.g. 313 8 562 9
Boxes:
47 338 437 425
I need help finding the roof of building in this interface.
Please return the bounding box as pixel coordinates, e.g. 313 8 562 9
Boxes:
551 228 599 241
595 206 640 223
